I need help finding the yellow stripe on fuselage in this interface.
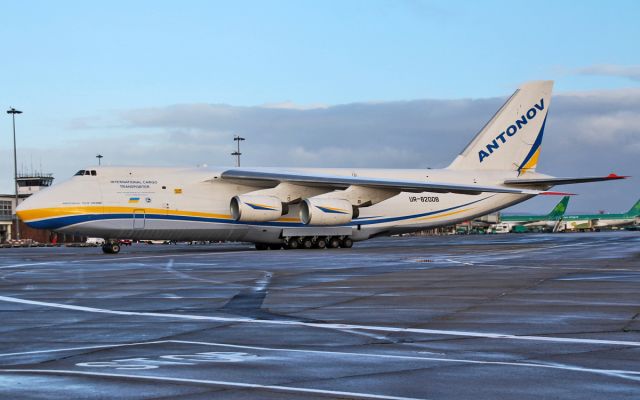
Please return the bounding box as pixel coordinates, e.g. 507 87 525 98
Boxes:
17 206 232 222
415 208 470 221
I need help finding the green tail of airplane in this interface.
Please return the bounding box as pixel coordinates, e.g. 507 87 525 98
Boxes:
626 199 640 217
546 196 570 220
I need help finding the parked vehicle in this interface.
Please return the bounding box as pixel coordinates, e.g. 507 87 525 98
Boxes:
86 237 105 245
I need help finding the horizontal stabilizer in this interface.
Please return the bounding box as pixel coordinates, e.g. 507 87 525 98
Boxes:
504 173 628 187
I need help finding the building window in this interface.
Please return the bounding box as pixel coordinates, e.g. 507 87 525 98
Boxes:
0 200 12 216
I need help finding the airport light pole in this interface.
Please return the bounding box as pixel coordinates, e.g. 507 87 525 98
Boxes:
96 154 103 165
232 135 245 167
7 108 22 240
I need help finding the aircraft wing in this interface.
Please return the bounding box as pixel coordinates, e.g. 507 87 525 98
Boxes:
220 169 558 196
504 173 628 187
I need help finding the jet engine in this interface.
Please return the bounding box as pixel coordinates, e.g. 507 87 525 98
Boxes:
300 198 358 225
230 195 286 222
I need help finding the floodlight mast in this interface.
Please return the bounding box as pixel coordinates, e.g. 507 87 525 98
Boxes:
7 107 23 240
232 135 245 167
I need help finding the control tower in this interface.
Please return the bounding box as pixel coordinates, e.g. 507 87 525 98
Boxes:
17 172 54 195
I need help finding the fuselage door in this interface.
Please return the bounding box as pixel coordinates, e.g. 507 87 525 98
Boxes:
133 209 145 229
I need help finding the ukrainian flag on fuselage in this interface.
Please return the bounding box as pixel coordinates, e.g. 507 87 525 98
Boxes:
128 197 140 204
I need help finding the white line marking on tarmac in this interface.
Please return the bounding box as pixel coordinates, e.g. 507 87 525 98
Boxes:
442 241 596 264
0 341 170 358
169 340 640 381
77 250 256 263
443 259 474 266
0 369 424 400
0 249 256 270
1 339 639 382
557 274 640 281
1 294 639 347
0 261 65 270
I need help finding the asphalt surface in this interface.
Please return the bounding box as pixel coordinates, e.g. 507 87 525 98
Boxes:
0 232 639 399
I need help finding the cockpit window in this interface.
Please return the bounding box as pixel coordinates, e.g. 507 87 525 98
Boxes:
74 169 97 176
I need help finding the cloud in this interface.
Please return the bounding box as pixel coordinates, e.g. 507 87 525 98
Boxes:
573 64 640 81
260 101 329 110
3 87 639 214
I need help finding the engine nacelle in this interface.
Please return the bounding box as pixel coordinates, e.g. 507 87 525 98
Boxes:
230 195 285 222
300 198 358 225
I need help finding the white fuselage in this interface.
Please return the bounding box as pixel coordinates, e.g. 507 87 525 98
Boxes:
17 166 542 243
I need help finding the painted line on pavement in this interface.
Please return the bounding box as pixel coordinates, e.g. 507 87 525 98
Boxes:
1 294 639 347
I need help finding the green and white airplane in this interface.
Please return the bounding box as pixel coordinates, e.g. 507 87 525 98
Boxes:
561 198 640 231
497 196 570 231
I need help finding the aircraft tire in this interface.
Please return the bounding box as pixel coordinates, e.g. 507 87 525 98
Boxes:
255 243 269 251
268 244 282 250
301 237 313 249
340 237 353 248
102 243 121 254
327 237 341 248
285 239 300 250
314 237 327 249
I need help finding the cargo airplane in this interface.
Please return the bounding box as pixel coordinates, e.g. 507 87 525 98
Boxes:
16 81 628 253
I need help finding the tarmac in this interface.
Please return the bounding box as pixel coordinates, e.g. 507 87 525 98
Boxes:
0 231 638 399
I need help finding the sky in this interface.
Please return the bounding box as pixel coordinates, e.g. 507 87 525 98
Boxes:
0 0 638 213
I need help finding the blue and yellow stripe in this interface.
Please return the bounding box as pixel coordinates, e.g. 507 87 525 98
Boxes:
517 115 547 176
17 196 491 230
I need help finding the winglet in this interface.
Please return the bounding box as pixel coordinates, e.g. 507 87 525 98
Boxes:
606 173 629 180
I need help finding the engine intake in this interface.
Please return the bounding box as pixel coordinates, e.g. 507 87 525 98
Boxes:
231 195 286 222
300 198 358 225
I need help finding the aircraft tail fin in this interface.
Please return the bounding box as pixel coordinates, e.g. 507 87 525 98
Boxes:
447 81 554 174
626 199 640 216
547 196 570 220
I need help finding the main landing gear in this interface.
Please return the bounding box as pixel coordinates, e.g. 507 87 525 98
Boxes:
102 241 121 254
255 236 353 251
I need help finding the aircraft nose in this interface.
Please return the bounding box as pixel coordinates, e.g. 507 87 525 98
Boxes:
16 192 43 225
16 187 59 229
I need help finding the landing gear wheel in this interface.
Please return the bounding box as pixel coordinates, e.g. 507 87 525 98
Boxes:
340 237 353 248
314 237 327 249
255 243 269 250
285 239 300 250
268 244 282 250
102 242 121 254
328 236 341 249
301 237 313 249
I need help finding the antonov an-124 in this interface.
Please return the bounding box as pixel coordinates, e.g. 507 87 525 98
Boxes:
16 81 628 253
